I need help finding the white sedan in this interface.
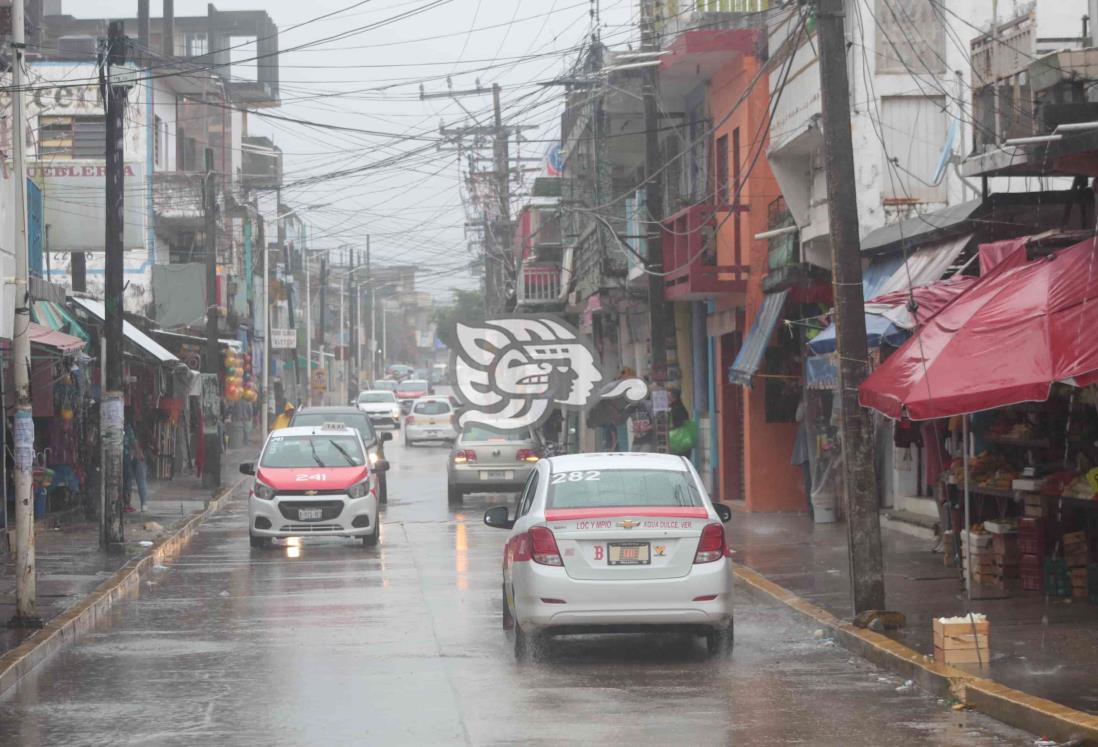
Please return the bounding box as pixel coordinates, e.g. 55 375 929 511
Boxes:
483 452 734 659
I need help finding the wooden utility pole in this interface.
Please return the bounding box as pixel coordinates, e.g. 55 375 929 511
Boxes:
102 20 129 551
9 0 41 625
491 83 512 316
202 148 221 489
816 0 885 613
640 0 669 381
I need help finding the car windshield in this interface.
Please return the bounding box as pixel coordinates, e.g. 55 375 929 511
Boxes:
400 379 428 390
461 426 530 443
413 400 451 415
291 412 376 446
261 435 364 468
359 392 396 403
373 381 398 391
547 468 701 509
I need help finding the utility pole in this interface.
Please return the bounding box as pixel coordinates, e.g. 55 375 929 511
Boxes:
101 20 131 553
347 246 355 404
640 0 669 381
816 0 885 614
305 246 312 406
318 251 327 404
364 236 371 383
202 147 221 489
261 214 270 433
491 83 512 316
9 0 40 626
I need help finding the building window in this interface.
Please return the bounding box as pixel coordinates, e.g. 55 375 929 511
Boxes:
875 0 945 74
38 115 106 158
185 32 208 57
153 115 163 167
715 134 729 205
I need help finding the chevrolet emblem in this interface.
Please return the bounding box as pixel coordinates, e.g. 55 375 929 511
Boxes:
305 490 318 496
618 519 641 529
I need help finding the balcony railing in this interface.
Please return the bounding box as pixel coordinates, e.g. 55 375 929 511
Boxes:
517 263 562 306
662 202 747 301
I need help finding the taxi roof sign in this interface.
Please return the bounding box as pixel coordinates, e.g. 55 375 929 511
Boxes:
321 422 349 431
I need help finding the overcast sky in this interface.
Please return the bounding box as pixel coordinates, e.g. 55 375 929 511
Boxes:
73 0 639 300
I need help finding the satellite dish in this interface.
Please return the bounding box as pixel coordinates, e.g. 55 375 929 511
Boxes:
931 117 960 186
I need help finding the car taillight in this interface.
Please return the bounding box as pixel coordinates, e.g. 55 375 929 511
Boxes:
528 526 563 566
694 523 726 564
516 448 540 463
453 449 477 464
405 415 416 425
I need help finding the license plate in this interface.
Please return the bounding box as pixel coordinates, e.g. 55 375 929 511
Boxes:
608 542 650 565
298 508 323 521
482 470 513 480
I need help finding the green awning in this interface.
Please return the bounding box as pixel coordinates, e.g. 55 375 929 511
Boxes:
281 355 317 370
32 300 90 346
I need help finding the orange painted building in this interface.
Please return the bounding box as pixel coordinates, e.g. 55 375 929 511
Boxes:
708 43 805 513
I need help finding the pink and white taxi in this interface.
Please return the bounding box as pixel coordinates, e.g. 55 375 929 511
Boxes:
240 424 388 548
483 452 734 659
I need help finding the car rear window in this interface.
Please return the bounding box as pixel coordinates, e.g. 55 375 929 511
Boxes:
374 381 397 391
461 426 529 442
291 412 376 445
401 380 428 390
359 392 395 403
547 468 701 509
261 435 364 468
413 400 451 415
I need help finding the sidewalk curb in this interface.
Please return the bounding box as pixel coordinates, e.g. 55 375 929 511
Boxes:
734 564 1098 745
0 476 246 700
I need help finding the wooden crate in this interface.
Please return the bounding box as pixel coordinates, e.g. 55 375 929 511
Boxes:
933 618 990 639
935 645 990 665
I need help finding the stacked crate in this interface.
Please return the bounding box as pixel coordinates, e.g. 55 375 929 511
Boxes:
1019 518 1046 591
1022 493 1047 518
1064 531 1089 599
987 532 1021 589
961 531 994 586
933 615 990 666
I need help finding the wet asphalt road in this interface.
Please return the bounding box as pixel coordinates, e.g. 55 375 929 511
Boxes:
0 433 1033 746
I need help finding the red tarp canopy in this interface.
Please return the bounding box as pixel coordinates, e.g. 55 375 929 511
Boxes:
859 237 1098 420
28 322 85 352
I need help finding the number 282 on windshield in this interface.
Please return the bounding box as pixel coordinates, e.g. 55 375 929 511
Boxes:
550 471 600 484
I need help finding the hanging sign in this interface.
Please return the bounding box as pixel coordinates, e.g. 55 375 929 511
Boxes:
270 328 296 349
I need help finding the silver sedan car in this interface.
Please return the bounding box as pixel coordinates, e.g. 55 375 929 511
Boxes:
446 425 542 504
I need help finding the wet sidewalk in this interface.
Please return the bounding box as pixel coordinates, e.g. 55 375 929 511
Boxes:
728 511 1098 715
0 445 255 655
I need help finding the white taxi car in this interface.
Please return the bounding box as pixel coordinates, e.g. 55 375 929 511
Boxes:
404 396 457 446
239 424 389 548
484 452 734 659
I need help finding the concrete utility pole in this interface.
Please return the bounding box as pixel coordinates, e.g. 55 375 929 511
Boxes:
640 0 669 381
305 246 313 406
364 236 371 383
815 0 885 613
102 20 130 553
202 147 221 489
347 246 355 404
318 251 327 403
261 211 270 433
9 0 40 626
491 83 512 316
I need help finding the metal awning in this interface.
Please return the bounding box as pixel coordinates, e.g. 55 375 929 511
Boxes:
68 296 179 364
28 322 85 353
728 289 789 388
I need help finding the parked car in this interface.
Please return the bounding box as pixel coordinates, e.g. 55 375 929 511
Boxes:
483 452 734 659
386 364 414 381
290 406 392 503
357 390 402 427
395 378 430 414
373 379 399 392
446 424 541 504
404 397 458 446
240 423 389 548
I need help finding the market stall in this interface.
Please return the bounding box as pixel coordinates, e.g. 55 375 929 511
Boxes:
860 236 1098 602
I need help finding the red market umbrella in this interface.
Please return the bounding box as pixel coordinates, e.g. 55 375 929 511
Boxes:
859 237 1098 420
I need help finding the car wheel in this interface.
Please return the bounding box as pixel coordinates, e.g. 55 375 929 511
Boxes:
249 532 271 549
447 484 463 505
362 521 380 547
379 474 388 504
706 622 734 657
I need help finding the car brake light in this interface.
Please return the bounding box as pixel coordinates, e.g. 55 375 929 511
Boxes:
516 448 540 463
405 415 416 425
453 449 477 464
528 526 563 566
511 533 531 562
694 523 726 564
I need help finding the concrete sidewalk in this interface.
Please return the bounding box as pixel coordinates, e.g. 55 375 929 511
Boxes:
729 511 1098 716
0 445 256 655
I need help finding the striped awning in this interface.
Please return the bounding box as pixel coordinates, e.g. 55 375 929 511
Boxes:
728 289 789 388
28 322 85 353
31 300 90 346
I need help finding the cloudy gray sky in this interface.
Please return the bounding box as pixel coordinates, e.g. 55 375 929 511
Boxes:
78 0 639 298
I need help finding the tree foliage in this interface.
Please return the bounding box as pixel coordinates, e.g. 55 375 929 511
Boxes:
434 288 485 349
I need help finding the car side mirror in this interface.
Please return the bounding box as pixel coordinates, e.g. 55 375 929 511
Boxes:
373 459 390 473
381 432 393 442
239 462 255 476
714 503 732 523
483 506 514 529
